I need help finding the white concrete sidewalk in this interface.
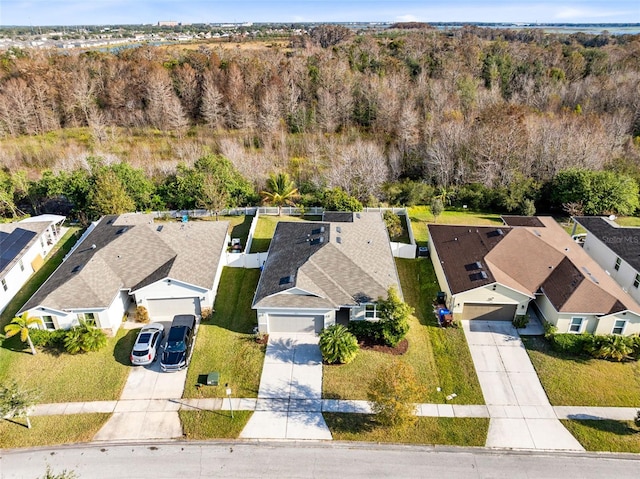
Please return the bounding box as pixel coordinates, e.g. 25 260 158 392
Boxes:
240 333 332 440
463 320 584 451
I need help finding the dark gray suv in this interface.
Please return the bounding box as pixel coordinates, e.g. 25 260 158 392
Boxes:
160 314 196 372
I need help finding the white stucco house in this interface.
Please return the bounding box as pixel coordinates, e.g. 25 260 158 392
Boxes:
252 212 402 334
20 213 229 332
573 216 640 307
429 216 640 336
0 214 66 315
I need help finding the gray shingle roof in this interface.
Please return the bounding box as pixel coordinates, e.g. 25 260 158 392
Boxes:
573 216 640 271
21 215 229 312
253 212 401 310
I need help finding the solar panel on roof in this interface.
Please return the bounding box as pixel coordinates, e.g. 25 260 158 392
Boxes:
0 229 37 271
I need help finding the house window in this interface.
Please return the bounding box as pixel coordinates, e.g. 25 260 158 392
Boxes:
365 304 377 320
614 257 621 271
77 312 96 326
1 279 7 292
40 237 45 249
634 274 640 289
19 259 25 272
612 319 626 335
568 317 584 333
42 315 55 330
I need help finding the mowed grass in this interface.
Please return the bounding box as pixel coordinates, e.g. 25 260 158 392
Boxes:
0 414 110 449
249 215 309 253
322 258 484 405
407 206 502 244
183 268 265 398
199 215 254 248
561 420 640 453
614 216 640 227
0 328 137 403
179 410 253 439
522 337 640 407
324 414 488 446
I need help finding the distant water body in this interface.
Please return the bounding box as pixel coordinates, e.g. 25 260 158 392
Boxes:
429 23 640 35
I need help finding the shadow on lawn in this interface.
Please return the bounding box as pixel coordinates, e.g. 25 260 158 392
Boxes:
323 412 378 434
113 329 138 366
568 418 640 436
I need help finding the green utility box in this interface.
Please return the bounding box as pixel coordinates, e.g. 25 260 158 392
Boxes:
206 372 220 386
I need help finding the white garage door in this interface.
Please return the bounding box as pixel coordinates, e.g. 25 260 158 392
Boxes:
268 314 324 333
462 303 517 321
146 297 201 319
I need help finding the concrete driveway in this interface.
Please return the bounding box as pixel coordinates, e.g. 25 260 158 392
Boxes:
93 319 190 441
463 320 584 450
240 333 331 440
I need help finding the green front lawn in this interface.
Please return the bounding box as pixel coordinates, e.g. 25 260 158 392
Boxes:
183 268 265 398
562 420 640 453
324 414 488 446
249 215 309 253
523 337 640 407
180 410 253 439
0 328 137 403
407 206 502 244
322 258 484 405
614 216 640 227
0 413 110 449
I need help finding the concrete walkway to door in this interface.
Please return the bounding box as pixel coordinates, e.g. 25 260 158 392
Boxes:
462 320 584 451
240 333 332 440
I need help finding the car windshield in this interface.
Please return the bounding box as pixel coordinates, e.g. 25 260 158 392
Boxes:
165 340 185 352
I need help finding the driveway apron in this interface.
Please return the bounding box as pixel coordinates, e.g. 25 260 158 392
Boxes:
240 333 331 440
462 320 584 450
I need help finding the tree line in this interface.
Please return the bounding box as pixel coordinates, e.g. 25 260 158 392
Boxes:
0 26 639 218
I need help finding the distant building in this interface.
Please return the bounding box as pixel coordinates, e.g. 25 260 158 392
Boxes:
158 21 179 27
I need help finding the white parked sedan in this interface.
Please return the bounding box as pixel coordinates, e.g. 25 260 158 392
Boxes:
130 323 165 366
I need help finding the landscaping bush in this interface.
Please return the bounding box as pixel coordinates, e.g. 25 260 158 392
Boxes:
512 315 529 329
549 333 592 355
377 287 412 347
63 320 107 354
348 320 383 343
134 305 150 323
319 324 359 364
588 335 635 362
29 329 67 349
383 211 403 240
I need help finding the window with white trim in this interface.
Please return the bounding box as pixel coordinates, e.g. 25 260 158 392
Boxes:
42 315 55 330
365 304 378 319
19 259 24 272
77 312 96 326
614 257 621 271
612 319 626 335
568 317 584 333
1 279 7 292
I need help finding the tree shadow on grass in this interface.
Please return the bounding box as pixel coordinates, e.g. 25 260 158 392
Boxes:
323 412 377 434
230 215 254 245
568 418 639 436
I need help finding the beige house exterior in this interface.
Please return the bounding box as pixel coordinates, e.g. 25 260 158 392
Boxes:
429 216 640 336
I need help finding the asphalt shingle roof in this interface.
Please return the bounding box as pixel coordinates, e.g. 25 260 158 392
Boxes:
573 216 640 271
0 221 49 278
21 214 229 312
253 212 400 309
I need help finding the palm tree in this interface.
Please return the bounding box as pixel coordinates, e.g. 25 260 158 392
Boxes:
319 324 359 364
261 172 299 216
4 312 41 355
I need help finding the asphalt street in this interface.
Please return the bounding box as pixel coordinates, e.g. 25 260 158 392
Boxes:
2 441 639 479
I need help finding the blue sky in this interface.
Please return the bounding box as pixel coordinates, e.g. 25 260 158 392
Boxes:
1 1 639 26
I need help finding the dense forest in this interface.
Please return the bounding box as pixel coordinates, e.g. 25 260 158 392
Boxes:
1 25 640 220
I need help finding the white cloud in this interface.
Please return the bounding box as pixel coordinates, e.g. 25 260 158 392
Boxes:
395 14 420 22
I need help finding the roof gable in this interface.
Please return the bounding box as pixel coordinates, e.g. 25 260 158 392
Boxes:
574 216 640 271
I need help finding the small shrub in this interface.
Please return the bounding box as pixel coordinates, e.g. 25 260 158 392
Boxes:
543 320 557 339
200 307 213 321
29 329 67 349
631 335 640 359
135 305 150 323
512 315 529 329
635 410 640 430
588 335 634 362
348 320 383 343
377 287 413 347
63 320 107 354
319 324 359 364
549 333 591 355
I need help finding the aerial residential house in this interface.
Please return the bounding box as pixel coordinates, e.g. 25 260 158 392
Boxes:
429 216 640 336
252 212 402 333
20 214 229 332
0 214 66 315
572 216 640 307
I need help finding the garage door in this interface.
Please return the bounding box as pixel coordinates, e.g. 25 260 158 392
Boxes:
146 297 201 318
462 303 517 321
268 314 324 333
